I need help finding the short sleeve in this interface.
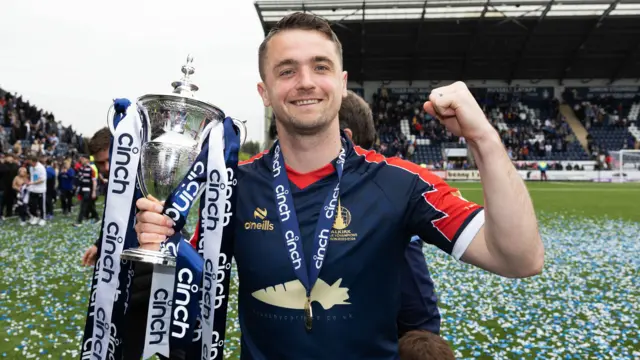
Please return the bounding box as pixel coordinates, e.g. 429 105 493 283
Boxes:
404 166 485 260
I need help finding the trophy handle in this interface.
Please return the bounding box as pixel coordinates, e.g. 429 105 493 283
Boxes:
231 117 247 146
135 103 152 198
106 104 116 135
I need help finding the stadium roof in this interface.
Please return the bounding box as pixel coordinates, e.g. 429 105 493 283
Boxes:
254 0 640 84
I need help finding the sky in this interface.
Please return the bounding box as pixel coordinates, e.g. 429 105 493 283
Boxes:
0 0 267 143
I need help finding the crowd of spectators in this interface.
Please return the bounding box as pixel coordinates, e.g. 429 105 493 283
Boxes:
0 88 85 159
368 87 587 169
0 87 103 222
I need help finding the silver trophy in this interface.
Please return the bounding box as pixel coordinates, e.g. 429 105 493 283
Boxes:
115 55 245 267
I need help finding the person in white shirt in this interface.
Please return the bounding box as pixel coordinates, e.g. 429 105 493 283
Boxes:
27 155 47 226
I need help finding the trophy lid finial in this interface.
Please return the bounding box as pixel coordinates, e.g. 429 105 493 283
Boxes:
171 54 199 96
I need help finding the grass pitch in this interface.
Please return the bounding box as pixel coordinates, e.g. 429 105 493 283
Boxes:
0 181 639 359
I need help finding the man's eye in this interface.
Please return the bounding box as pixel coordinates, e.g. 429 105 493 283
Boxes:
316 65 329 71
279 69 294 77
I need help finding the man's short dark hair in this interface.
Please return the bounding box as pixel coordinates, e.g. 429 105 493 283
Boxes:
258 12 343 81
28 155 38 163
89 127 111 156
339 90 376 149
398 330 456 360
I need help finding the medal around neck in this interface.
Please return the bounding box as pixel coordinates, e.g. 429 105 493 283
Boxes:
115 55 246 267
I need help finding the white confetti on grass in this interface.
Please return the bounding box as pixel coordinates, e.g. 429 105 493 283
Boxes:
428 213 640 360
1 210 638 359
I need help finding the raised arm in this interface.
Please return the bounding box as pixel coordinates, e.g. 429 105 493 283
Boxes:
423 82 543 278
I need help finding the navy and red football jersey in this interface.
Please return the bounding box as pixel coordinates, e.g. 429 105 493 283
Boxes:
233 137 484 359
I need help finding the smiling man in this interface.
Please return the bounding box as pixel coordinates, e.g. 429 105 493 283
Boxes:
135 12 543 359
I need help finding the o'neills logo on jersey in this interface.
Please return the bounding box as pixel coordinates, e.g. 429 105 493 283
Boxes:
172 269 199 339
285 230 302 270
148 288 170 345
165 161 205 223
102 222 123 283
111 133 137 195
244 207 274 231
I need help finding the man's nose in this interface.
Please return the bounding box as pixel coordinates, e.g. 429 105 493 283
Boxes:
296 68 316 91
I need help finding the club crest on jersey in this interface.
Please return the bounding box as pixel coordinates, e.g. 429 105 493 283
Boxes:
330 200 358 242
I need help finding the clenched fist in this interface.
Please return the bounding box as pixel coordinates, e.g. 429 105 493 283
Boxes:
423 81 497 143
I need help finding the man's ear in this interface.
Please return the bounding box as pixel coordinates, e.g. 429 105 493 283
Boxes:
341 71 348 98
257 82 271 107
343 128 353 142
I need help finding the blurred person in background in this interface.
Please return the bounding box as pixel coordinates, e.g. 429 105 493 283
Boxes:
73 156 97 227
12 167 30 226
27 155 47 226
398 330 455 360
58 159 75 215
2 154 19 218
45 158 57 219
0 155 6 220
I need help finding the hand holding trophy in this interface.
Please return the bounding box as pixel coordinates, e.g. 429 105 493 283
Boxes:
81 56 244 360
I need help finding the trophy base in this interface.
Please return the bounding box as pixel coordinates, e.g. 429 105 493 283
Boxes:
120 248 176 267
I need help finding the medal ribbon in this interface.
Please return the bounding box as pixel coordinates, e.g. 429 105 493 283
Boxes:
142 128 211 359
271 140 346 324
141 118 238 359
81 99 143 360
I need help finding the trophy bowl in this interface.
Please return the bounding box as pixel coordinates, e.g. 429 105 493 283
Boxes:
117 56 245 267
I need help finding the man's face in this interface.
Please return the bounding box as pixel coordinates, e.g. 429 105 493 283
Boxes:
258 29 347 136
93 149 109 176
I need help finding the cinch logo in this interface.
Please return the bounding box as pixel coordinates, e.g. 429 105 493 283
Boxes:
202 166 235 232
107 321 119 355
165 161 205 223
91 307 108 357
244 207 274 231
81 338 92 360
201 330 224 360
285 230 302 270
202 253 232 323
149 288 170 345
275 185 291 222
172 268 199 339
111 133 137 195
222 168 235 227
102 222 123 283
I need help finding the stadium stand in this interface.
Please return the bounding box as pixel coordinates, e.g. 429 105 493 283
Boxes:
255 0 640 176
563 88 640 159
369 87 591 168
0 87 84 158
